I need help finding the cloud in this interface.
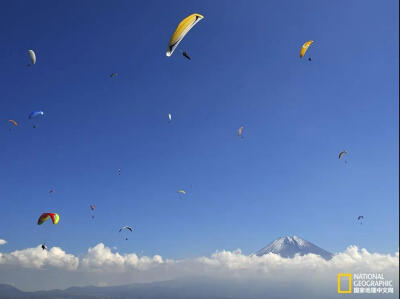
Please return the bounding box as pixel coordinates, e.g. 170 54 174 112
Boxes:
0 245 78 270
0 243 398 297
0 239 6 245
81 243 163 272
194 246 399 275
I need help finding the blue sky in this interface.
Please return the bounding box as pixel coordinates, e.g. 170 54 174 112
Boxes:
0 0 398 258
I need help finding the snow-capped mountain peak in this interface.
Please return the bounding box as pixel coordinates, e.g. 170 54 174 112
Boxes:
255 235 333 260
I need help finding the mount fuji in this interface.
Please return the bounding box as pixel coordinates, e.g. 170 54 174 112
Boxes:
254 236 333 260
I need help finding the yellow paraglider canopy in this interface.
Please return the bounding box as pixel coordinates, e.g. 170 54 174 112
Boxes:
166 13 204 57
8 119 18 127
300 40 314 58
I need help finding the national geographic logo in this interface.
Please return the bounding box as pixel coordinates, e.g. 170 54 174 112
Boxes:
338 273 352 294
338 273 394 294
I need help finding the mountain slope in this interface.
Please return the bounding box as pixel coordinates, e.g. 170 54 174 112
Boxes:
255 236 333 260
0 284 26 297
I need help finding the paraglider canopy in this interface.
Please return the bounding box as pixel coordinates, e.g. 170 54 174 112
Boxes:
41 244 47 250
110 73 118 78
28 50 36 65
37 213 59 225
300 41 313 58
177 189 186 195
238 126 244 137
119 226 133 232
29 110 44 119
8 119 18 127
90 204 95 211
338 150 348 159
166 13 204 57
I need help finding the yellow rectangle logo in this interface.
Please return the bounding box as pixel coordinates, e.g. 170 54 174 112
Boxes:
338 273 352 293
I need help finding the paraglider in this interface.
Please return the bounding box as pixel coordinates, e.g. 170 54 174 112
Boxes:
28 110 44 128
300 41 313 59
41 244 47 250
166 13 204 57
119 226 133 240
357 216 364 225
182 51 191 60
37 213 59 225
90 204 95 219
238 126 244 138
110 73 117 78
118 168 121 176
168 113 172 123
8 119 18 131
49 189 55 194
27 50 36 66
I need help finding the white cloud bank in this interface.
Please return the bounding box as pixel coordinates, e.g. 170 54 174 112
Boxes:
0 245 78 270
0 239 6 245
81 243 164 271
0 243 398 297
